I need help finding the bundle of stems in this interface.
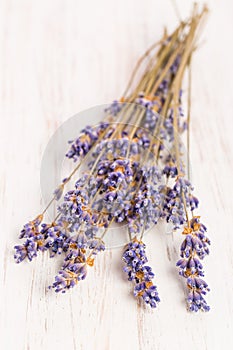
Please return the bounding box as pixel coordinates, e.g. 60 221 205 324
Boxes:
14 4 210 312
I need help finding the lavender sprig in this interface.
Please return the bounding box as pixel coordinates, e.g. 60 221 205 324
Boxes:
122 239 160 308
66 122 111 162
176 217 210 312
163 175 199 229
51 236 105 293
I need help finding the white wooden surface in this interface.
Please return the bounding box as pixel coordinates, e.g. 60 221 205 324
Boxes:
1 1 233 349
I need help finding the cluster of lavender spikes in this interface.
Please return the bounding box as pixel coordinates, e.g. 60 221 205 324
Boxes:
14 11 211 311
14 92 210 311
14 177 107 292
63 95 211 311
14 211 106 293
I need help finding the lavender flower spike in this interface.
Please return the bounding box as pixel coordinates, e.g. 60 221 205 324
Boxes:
51 236 105 293
122 238 160 308
51 248 89 293
176 217 211 312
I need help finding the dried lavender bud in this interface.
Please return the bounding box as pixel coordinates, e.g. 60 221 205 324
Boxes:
53 184 64 201
176 217 210 312
14 215 47 263
51 235 105 293
58 188 91 230
66 122 110 162
19 214 43 239
45 222 71 257
105 100 123 116
122 239 160 308
163 177 199 230
14 239 38 263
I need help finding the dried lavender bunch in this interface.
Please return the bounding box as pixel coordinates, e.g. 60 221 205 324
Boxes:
14 4 210 312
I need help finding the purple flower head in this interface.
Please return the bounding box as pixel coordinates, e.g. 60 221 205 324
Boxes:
15 220 53 263
88 237 105 254
66 122 110 162
53 184 64 201
163 164 178 178
177 257 204 277
163 177 199 230
45 221 70 257
58 189 91 230
105 100 123 116
134 283 160 308
189 217 211 259
14 238 38 263
52 269 84 293
177 219 210 312
19 214 43 239
122 239 160 308
51 246 88 293
65 231 88 250
187 289 210 312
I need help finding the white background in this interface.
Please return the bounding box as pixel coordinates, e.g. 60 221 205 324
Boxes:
1 1 233 349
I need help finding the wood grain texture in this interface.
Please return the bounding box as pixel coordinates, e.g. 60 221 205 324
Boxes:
1 1 233 349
